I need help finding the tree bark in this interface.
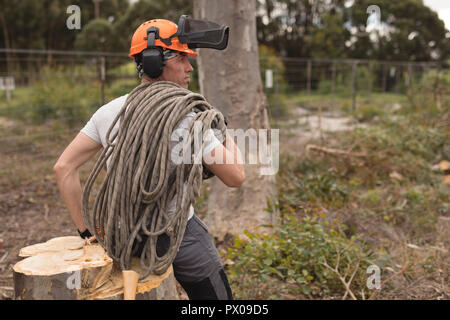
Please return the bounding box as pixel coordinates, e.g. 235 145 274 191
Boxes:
13 236 178 300
0 10 12 76
194 0 278 241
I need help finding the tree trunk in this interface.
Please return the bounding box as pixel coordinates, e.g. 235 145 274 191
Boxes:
0 11 12 76
13 236 178 300
194 0 278 241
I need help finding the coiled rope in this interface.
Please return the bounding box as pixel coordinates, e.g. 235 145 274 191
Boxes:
82 81 226 280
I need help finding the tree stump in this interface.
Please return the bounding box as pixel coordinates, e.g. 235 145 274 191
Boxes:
13 236 179 300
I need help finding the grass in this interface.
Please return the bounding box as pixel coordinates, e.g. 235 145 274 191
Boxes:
1 67 448 299
225 80 449 299
282 91 408 113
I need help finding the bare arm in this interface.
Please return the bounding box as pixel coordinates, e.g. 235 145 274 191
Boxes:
203 131 245 187
53 132 102 232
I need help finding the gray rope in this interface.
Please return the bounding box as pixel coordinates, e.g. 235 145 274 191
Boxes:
82 81 226 280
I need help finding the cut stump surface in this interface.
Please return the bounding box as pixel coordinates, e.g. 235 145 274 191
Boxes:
13 236 178 300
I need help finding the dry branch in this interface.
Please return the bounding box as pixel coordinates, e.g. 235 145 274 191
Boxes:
306 144 368 158
368 260 409 300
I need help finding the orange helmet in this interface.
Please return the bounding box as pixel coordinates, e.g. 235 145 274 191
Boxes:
129 19 197 58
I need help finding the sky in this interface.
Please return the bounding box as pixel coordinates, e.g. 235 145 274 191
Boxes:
423 0 450 29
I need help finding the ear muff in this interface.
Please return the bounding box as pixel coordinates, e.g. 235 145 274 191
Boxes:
142 27 165 78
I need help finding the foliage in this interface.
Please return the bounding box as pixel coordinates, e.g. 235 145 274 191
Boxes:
287 168 351 208
75 19 115 52
259 45 290 118
27 67 100 126
257 0 449 61
0 0 129 52
225 214 374 299
306 10 351 59
350 0 450 62
406 69 450 114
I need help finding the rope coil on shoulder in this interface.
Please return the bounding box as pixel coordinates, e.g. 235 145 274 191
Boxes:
82 81 226 280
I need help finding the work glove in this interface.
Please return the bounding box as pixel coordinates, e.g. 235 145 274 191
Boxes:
77 228 93 239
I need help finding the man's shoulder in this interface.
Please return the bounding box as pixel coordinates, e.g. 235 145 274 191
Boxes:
92 94 129 120
101 94 129 111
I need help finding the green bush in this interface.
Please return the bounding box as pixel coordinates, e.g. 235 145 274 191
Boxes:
225 214 374 299
352 103 384 122
278 156 352 209
28 67 100 126
291 170 350 207
106 78 139 100
259 45 290 118
316 65 375 97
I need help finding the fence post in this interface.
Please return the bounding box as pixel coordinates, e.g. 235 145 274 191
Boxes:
351 61 358 111
332 60 337 95
368 61 373 96
275 64 279 95
434 64 442 110
100 56 106 106
382 63 388 92
307 59 312 95
406 63 413 88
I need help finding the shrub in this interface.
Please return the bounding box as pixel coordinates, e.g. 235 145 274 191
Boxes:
225 214 374 299
28 67 100 126
259 45 290 118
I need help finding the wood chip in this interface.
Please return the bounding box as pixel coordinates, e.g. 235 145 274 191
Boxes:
438 160 450 171
389 171 403 181
0 252 8 264
0 286 13 291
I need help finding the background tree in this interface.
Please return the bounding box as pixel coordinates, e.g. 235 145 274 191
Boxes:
194 0 278 241
75 19 115 52
113 0 193 53
349 0 450 62
256 0 449 62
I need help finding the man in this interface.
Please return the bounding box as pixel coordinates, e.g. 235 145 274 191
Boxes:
53 18 244 300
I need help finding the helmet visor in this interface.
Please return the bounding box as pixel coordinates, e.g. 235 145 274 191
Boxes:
176 15 229 50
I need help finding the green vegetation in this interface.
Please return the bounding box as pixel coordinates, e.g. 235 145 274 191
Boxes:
226 214 374 299
0 60 447 300
224 72 449 299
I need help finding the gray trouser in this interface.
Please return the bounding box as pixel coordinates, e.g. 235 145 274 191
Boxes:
135 214 233 300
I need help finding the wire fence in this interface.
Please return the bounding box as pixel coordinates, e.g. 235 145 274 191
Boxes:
0 48 448 159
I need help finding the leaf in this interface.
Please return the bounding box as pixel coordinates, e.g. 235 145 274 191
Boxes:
301 285 311 295
296 277 306 284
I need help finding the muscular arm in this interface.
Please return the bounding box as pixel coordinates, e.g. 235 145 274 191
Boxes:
203 131 245 187
53 133 102 232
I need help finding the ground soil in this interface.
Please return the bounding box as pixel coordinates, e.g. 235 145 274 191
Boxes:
0 108 448 300
0 127 191 300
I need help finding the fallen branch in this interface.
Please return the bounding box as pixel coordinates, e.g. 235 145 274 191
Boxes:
306 144 368 158
321 242 360 300
0 252 8 264
368 260 409 300
322 260 359 300
0 286 13 291
44 203 49 223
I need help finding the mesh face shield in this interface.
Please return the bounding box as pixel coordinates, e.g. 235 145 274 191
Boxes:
176 15 229 50
133 16 229 79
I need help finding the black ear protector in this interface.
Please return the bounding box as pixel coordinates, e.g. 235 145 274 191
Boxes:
142 26 165 78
